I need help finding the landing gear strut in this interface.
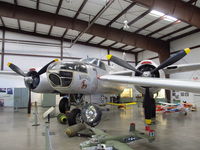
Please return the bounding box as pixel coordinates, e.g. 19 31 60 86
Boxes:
58 95 102 127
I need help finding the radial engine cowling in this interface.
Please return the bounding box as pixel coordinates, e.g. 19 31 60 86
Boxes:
134 60 161 94
23 68 55 93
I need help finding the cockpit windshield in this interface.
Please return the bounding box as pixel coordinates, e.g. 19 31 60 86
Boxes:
48 61 87 73
80 58 106 70
61 62 87 73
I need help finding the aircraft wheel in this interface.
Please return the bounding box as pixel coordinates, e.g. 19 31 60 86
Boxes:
81 104 102 127
68 108 83 126
59 97 70 113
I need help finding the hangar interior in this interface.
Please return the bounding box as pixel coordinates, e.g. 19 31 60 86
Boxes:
0 0 200 150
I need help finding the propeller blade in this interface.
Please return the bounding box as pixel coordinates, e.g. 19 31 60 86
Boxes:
143 88 154 125
151 48 191 73
106 55 142 74
28 88 31 114
7 62 26 77
37 59 59 75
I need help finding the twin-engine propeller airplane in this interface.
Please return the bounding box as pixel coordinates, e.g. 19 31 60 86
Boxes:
7 48 200 127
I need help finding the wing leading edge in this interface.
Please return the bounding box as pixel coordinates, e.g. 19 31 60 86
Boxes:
164 63 200 74
100 75 200 93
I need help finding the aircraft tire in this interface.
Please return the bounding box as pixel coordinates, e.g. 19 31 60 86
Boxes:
68 108 83 126
59 97 70 113
81 104 102 127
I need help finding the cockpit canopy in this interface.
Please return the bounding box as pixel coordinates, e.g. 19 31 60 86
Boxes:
80 58 106 70
48 61 87 73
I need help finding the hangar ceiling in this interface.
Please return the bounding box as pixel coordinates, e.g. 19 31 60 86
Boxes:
0 0 199 54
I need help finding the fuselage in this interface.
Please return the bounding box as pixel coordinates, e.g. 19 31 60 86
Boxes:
31 58 162 95
45 58 126 95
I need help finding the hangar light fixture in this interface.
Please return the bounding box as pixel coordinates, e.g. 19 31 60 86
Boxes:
123 20 129 29
150 10 180 22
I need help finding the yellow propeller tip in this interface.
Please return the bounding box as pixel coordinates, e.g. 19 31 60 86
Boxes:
106 54 112 60
7 62 12 67
54 59 59 62
145 119 152 125
184 48 191 54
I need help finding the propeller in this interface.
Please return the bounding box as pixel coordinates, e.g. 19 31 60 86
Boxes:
106 55 142 74
151 48 190 73
107 48 191 125
143 88 156 125
7 59 59 114
8 59 59 78
37 59 59 75
7 63 26 77
143 88 151 124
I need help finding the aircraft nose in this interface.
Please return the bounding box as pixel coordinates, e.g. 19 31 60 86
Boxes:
49 71 73 87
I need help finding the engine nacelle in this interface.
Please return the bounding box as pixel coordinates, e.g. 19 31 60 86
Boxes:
27 73 56 93
134 60 162 94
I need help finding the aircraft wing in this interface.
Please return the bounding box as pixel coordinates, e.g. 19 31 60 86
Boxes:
105 140 133 150
100 75 200 93
0 71 18 75
164 63 200 74
90 128 109 136
109 70 133 76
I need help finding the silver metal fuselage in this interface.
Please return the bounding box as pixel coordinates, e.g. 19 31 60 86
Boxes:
43 61 125 95
32 59 162 95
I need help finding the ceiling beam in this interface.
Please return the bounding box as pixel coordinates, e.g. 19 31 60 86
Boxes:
17 19 21 30
55 0 63 15
130 0 200 28
168 28 200 41
127 9 151 27
74 0 88 19
86 35 95 43
118 44 128 49
62 28 68 38
72 0 114 47
158 25 192 39
0 26 135 54
0 16 5 27
134 16 164 34
0 1 169 53
98 38 107 45
36 0 40 10
34 22 37 33
147 20 180 37
109 41 118 47
136 49 145 53
14 0 18 5
128 47 138 52
48 25 53 36
187 0 198 4
106 2 136 26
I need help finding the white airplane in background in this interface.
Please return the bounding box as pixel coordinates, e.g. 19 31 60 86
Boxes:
6 48 200 127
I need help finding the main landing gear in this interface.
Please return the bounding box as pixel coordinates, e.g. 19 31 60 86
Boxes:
58 95 102 127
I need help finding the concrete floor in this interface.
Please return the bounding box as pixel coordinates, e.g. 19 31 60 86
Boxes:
0 105 200 150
